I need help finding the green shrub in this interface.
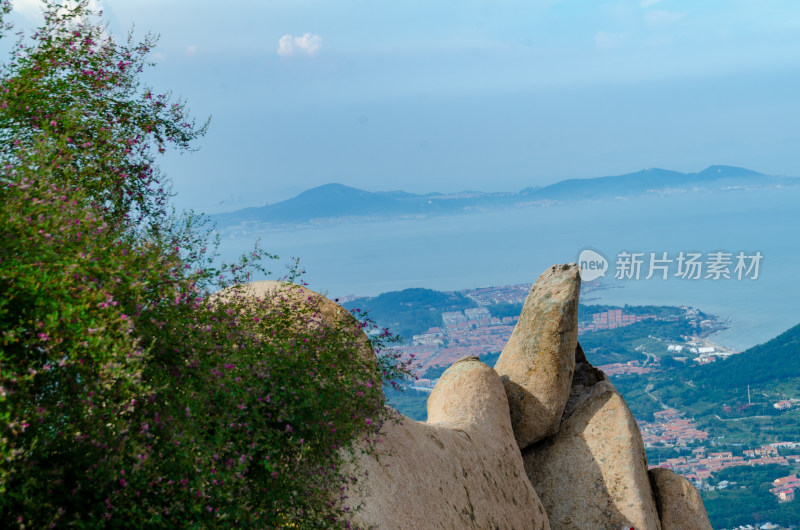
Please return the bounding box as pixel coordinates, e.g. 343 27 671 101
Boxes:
0 178 158 513
0 1 410 527
0 0 206 224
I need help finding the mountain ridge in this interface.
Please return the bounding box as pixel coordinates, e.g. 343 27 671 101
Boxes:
213 165 799 227
689 321 800 388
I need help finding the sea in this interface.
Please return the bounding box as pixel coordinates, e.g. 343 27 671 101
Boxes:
214 186 799 352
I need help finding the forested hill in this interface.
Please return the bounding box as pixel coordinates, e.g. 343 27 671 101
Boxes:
691 322 800 387
343 288 476 340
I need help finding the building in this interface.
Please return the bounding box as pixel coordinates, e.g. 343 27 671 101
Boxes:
770 474 800 502
464 307 491 321
441 311 467 327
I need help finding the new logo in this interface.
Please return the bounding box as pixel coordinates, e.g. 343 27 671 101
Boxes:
578 249 608 281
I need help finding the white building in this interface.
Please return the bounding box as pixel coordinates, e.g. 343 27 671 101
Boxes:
464 307 492 321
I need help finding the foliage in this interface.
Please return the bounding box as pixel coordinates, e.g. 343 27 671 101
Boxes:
0 0 207 224
0 1 10 35
343 288 476 341
0 1 411 527
690 322 800 388
488 302 523 320
579 318 698 365
703 464 800 528
611 374 663 421
0 179 401 525
0 178 156 506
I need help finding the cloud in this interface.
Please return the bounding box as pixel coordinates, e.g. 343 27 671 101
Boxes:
643 10 686 25
14 0 105 21
185 45 197 56
13 0 43 19
277 33 322 57
594 31 626 50
640 0 663 8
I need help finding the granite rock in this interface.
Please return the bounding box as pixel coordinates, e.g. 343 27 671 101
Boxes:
523 374 661 530
347 357 550 530
649 468 713 530
494 263 581 448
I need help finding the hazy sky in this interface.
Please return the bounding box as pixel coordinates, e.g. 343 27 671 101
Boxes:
7 0 800 213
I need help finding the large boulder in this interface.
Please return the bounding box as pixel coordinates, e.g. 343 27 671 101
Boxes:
494 263 581 448
649 468 713 530
523 361 661 530
347 357 550 529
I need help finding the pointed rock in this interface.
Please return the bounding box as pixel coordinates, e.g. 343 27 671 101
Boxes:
649 468 713 530
347 357 550 529
494 263 581 448
523 374 661 530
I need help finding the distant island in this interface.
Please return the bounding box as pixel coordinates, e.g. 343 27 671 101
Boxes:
212 165 800 229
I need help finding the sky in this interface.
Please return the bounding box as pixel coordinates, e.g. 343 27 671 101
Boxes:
6 0 800 213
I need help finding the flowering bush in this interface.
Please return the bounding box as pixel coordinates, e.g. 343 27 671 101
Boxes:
0 177 407 526
0 176 175 523
0 0 206 224
0 1 411 527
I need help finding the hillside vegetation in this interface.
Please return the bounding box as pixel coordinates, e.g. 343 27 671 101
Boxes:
616 322 800 443
691 323 800 388
344 288 477 340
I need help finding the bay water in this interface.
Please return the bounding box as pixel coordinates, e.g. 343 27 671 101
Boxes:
216 186 799 351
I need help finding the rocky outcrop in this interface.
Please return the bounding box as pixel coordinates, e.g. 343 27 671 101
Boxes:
227 265 710 529
347 357 550 529
522 353 661 530
649 468 713 530
494 263 581 448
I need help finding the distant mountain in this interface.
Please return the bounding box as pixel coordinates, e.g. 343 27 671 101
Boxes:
212 165 800 227
212 183 510 227
519 165 771 201
218 183 405 224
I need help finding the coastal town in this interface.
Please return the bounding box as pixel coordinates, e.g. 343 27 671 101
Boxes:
640 408 800 502
400 308 518 373
396 285 734 377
